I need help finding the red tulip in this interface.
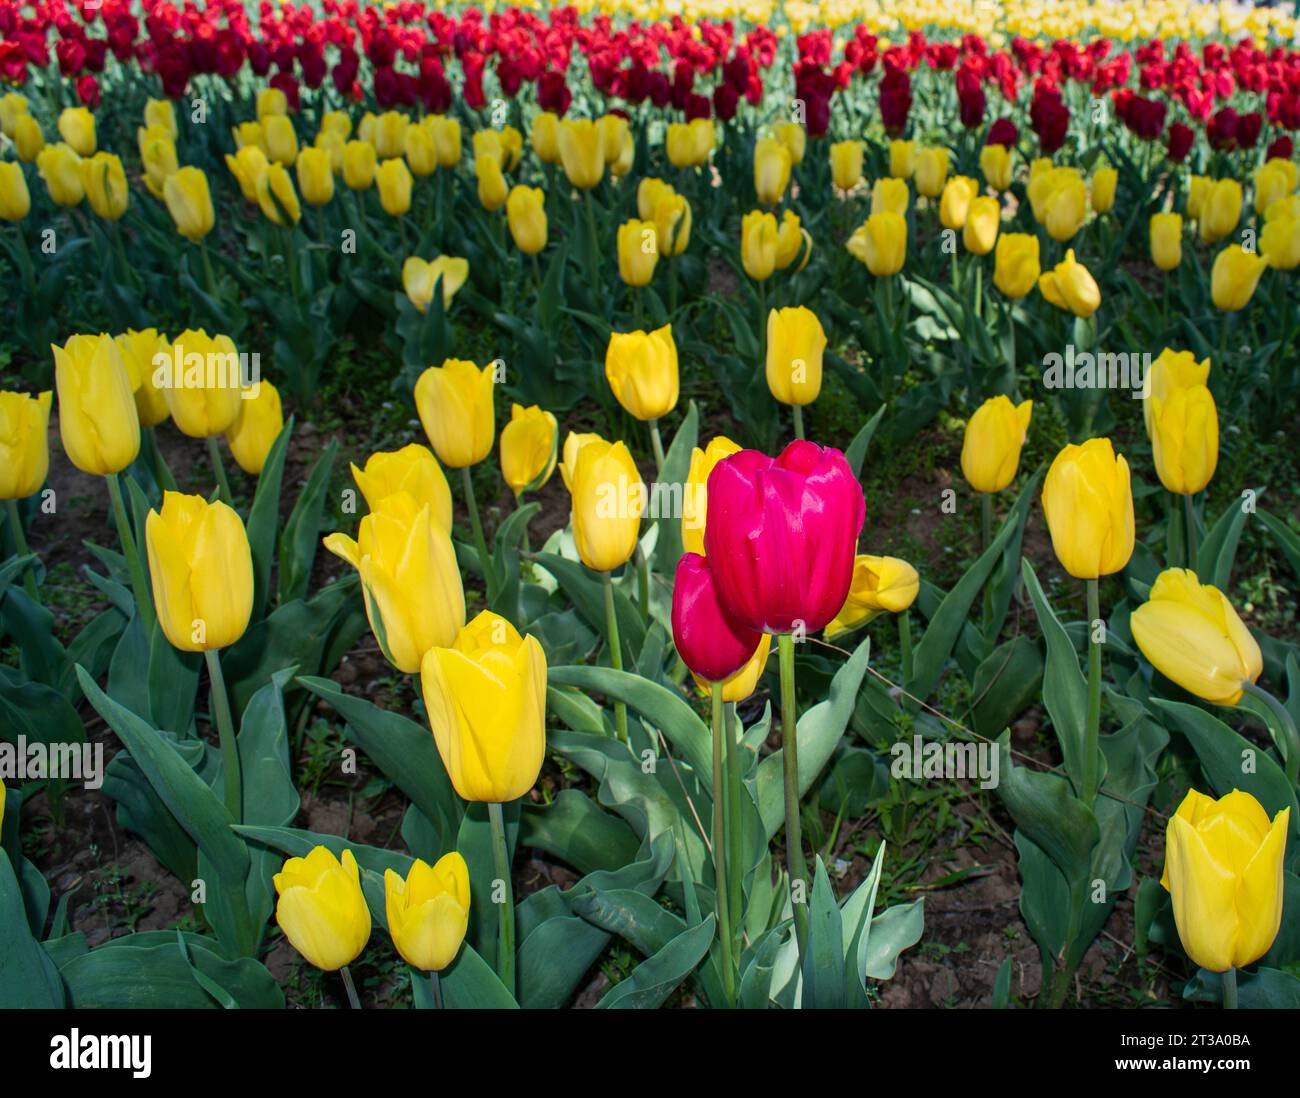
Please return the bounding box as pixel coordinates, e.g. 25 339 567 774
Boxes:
671 555 762 682
703 441 865 635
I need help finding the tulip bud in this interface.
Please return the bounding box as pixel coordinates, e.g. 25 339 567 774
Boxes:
0 390 51 500
1149 212 1183 271
1041 437 1134 579
500 403 558 496
384 853 470 972
846 212 907 276
993 232 1040 298
666 122 695 168
914 146 949 198
682 435 741 557
569 438 645 572
373 112 409 160
256 88 288 119
980 143 1013 191
162 329 244 438
1090 166 1117 213
404 125 437 177
963 195 1000 255
402 255 469 312
939 176 978 230
705 441 866 634
225 381 284 476
115 329 171 428
889 139 916 180
1210 244 1267 311
531 111 561 164
54 334 140 476
1187 175 1210 220
558 119 604 190
36 144 84 207
420 611 547 803
961 395 1032 493
351 444 452 534
689 119 715 164
342 140 377 190
274 847 371 972
296 146 335 206
232 121 266 153
637 178 674 222
315 131 345 173
1142 348 1210 436
144 98 177 139
1039 248 1100 317
1199 179 1242 243
81 152 128 220
225 145 267 203
774 122 806 166
825 555 920 638
1042 172 1087 241
475 153 508 212
830 140 864 192
414 359 495 468
617 218 660 287
0 93 28 139
506 185 548 255
257 162 301 225
774 210 809 270
164 166 215 242
871 177 909 218
754 137 793 205
1160 788 1288 973
57 107 95 157
654 193 692 256
1260 215 1300 271
13 115 42 163
765 307 826 406
694 633 773 703
1253 159 1296 216
672 553 764 682
377 157 413 216
1149 384 1218 496
0 161 30 221
263 115 299 166
426 116 462 168
598 114 629 163
324 491 466 672
605 325 678 421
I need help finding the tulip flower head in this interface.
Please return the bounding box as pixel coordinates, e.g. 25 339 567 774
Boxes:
569 438 645 572
1041 437 1134 580
1211 245 1267 312
350 443 453 535
500 403 559 496
825 555 920 639
384 853 471 973
605 325 678 421
1039 249 1101 317
53 334 140 477
672 553 764 683
226 380 284 476
1148 383 1218 496
616 218 659 287
682 435 742 557
403 255 469 313
162 329 244 438
0 390 52 500
993 233 1040 298
274 847 372 972
765 307 826 406
960 395 1033 494
1150 212 1183 271
414 359 496 468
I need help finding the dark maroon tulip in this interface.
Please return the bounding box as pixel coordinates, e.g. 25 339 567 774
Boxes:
671 555 762 683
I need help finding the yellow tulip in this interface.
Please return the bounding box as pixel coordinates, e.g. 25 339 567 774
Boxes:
1200 179 1242 244
993 233 1040 298
324 492 465 672
425 116 461 168
654 192 691 256
774 209 810 271
774 121 806 165
1027 165 1071 222
569 438 645 572
559 430 603 491
1090 166 1117 214
1150 212 1183 271
1210 245 1267 311
605 325 678 420
373 111 409 160
0 390 51 500
224 145 267 203
500 403 558 496
693 633 772 703
0 161 30 221
1265 195 1300 224
1187 174 1210 221
830 140 864 192
53 334 139 476
297 146 335 206
1160 788 1288 973
163 167 215 242
617 218 659 287
980 143 1013 191
475 152 508 211
665 122 695 168
402 125 436 177
1149 384 1218 496
351 444 452 535
256 88 288 119
506 185 547 254
689 119 715 164
377 157 413 216
754 137 792 204
825 555 920 638
163 329 243 438
115 329 170 428
939 176 978 230
225 381 284 477
871 177 909 218
342 140 377 190
888 139 916 180
847 212 907 276
681 435 741 557
742 210 779 280
598 114 629 162
142 98 177 139
13 115 43 162
384 852 470 972
960 395 1032 493
0 93 28 138
637 177 674 222
531 111 561 164
1132 570 1262 706
414 359 495 468
1142 348 1210 435
57 107 95 157
81 152 128 220
263 115 298 166
256 162 301 225
146 491 254 651
963 195 1000 255
1039 249 1100 317
1041 437 1134 579
36 144 83 207
232 120 266 152
1254 159 1295 216
557 119 603 190
420 611 547 803
1261 215 1300 271
913 146 949 198
315 130 345 173
765 306 826 406
273 847 371 972
1042 172 1088 241
403 255 469 313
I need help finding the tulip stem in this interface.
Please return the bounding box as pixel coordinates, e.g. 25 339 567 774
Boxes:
649 419 666 476
584 191 601 299
898 609 914 688
205 649 242 821
460 466 497 603
206 437 234 505
710 681 736 1007
1240 681 1300 787
1222 966 1238 1010
340 965 362 1009
980 492 995 647
601 571 630 744
487 801 516 998
1082 578 1102 806
429 971 444 1010
5 499 39 601
777 632 809 954
724 700 743 950
1183 493 1199 574
106 473 153 630
791 404 805 441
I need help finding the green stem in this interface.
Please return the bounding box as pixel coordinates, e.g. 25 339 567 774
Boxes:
1184 492 1199 575
1082 578 1102 806
649 419 667 476
584 191 601 300
602 571 629 743
899 609 914 688
711 681 736 1007
1240 680 1300 787
777 632 809 953
207 436 234 504
980 492 995 647
106 473 153 629
460 466 496 603
724 699 743 952
1222 966 1238 1010
634 543 650 624
6 499 39 601
340 965 362 1009
200 241 217 299
791 403 805 441
205 648 241 821
429 970 444 1010
487 801 516 997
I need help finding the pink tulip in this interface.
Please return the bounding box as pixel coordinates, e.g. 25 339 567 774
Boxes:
671 553 763 682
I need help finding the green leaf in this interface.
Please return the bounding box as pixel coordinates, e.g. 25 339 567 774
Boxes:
594 915 716 1008
519 789 641 876
278 439 338 604
1197 489 1257 589
651 400 699 573
246 416 294 619
0 851 64 1007
436 944 519 1009
534 553 646 665
844 402 888 479
1021 560 1089 788
801 857 847 1008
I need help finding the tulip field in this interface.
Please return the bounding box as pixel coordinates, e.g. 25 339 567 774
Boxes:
5 0 1300 1026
